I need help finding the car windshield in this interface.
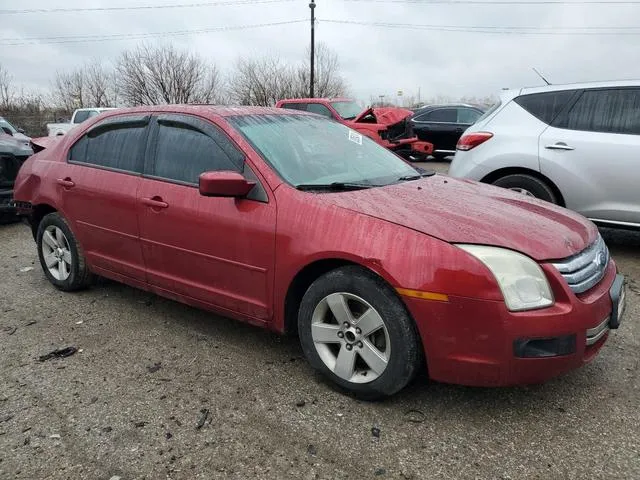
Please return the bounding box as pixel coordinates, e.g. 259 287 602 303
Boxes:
229 114 419 188
330 101 363 120
0 118 17 134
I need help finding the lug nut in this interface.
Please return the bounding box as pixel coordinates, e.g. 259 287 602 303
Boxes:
343 322 350 328
346 344 353 351
357 341 363 348
337 331 344 338
355 327 361 334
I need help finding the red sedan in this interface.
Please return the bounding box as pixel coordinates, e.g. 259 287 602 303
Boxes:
13 106 625 398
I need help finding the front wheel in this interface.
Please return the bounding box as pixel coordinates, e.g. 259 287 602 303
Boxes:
36 212 93 291
298 266 422 399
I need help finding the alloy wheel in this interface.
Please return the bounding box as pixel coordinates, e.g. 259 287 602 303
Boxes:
41 225 72 281
311 292 390 383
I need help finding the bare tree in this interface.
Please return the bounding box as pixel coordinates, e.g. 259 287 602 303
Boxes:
52 61 118 111
228 44 347 106
116 44 223 106
294 43 348 98
0 63 14 108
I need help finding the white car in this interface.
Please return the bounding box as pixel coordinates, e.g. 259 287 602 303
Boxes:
47 108 117 136
449 80 640 229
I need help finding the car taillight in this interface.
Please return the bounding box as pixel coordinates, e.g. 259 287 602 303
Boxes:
456 132 493 151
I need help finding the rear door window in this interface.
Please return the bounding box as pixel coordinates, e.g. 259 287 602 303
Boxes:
425 108 457 123
151 116 243 185
73 110 92 124
281 103 307 111
515 90 576 124
69 116 149 173
555 88 640 135
305 103 334 118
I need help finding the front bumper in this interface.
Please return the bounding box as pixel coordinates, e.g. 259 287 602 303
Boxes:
0 189 15 214
402 260 624 387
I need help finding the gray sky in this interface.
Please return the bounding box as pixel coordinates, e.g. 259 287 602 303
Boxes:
2 0 640 104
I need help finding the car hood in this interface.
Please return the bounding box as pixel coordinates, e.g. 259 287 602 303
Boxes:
0 133 33 156
354 107 413 125
322 176 597 261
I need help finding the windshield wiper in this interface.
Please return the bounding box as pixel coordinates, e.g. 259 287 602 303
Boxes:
296 181 376 191
397 169 436 182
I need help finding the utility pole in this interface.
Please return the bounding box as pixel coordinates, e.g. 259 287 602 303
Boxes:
309 0 316 98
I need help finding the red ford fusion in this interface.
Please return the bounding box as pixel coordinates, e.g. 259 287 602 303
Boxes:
13 106 626 398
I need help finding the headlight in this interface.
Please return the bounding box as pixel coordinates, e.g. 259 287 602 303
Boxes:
457 245 554 312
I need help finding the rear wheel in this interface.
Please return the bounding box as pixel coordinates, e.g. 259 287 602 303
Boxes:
298 266 422 399
36 213 93 291
492 174 558 204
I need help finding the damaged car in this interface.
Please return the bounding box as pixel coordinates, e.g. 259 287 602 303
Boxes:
0 132 32 223
276 98 433 161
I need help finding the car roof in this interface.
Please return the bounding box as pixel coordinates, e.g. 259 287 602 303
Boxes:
96 105 315 119
414 103 483 111
511 79 640 96
278 98 353 103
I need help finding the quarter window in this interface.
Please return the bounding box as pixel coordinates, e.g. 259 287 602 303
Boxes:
73 110 92 124
515 90 576 124
457 108 482 124
153 123 241 184
557 88 640 135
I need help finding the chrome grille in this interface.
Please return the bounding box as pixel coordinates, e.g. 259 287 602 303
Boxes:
552 235 610 294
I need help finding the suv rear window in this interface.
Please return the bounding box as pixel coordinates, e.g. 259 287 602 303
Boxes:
515 90 576 124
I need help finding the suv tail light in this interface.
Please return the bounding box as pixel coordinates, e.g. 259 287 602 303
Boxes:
457 132 493 151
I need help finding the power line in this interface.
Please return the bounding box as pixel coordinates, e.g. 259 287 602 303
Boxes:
0 20 307 46
0 0 295 15
342 0 640 4
320 18 640 34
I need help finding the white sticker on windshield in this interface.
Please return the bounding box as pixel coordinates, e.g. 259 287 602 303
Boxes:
348 130 363 145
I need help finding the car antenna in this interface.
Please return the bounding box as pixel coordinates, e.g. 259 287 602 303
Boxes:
532 67 551 86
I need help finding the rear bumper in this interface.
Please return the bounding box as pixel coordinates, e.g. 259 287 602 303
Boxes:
386 138 434 155
402 260 622 387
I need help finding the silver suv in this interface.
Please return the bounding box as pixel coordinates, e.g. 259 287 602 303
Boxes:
449 80 640 229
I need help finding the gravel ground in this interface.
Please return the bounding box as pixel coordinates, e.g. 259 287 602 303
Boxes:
1 162 639 480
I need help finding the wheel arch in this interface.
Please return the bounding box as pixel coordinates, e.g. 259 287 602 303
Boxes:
30 203 58 240
480 167 565 207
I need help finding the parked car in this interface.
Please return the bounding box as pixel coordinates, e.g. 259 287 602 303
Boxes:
14 106 625 398
449 80 640 229
409 104 485 160
47 107 117 136
0 116 31 147
0 133 33 223
276 98 433 160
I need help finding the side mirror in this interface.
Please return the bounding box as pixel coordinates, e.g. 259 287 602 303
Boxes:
17 128 26 134
199 171 255 198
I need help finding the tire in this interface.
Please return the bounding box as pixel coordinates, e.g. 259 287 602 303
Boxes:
298 266 422 399
492 174 558 204
432 153 449 162
36 212 93 291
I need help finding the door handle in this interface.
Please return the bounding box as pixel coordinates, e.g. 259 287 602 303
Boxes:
545 143 575 151
141 197 169 209
56 178 75 188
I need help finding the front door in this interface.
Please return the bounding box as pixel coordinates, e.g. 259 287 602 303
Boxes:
137 114 277 321
540 87 640 226
59 115 150 282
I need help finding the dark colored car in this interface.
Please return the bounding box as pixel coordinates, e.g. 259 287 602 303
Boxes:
410 104 485 160
0 133 32 223
13 106 625 398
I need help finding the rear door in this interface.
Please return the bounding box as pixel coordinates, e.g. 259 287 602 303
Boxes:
61 114 149 282
539 87 640 225
138 114 277 321
412 108 457 153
